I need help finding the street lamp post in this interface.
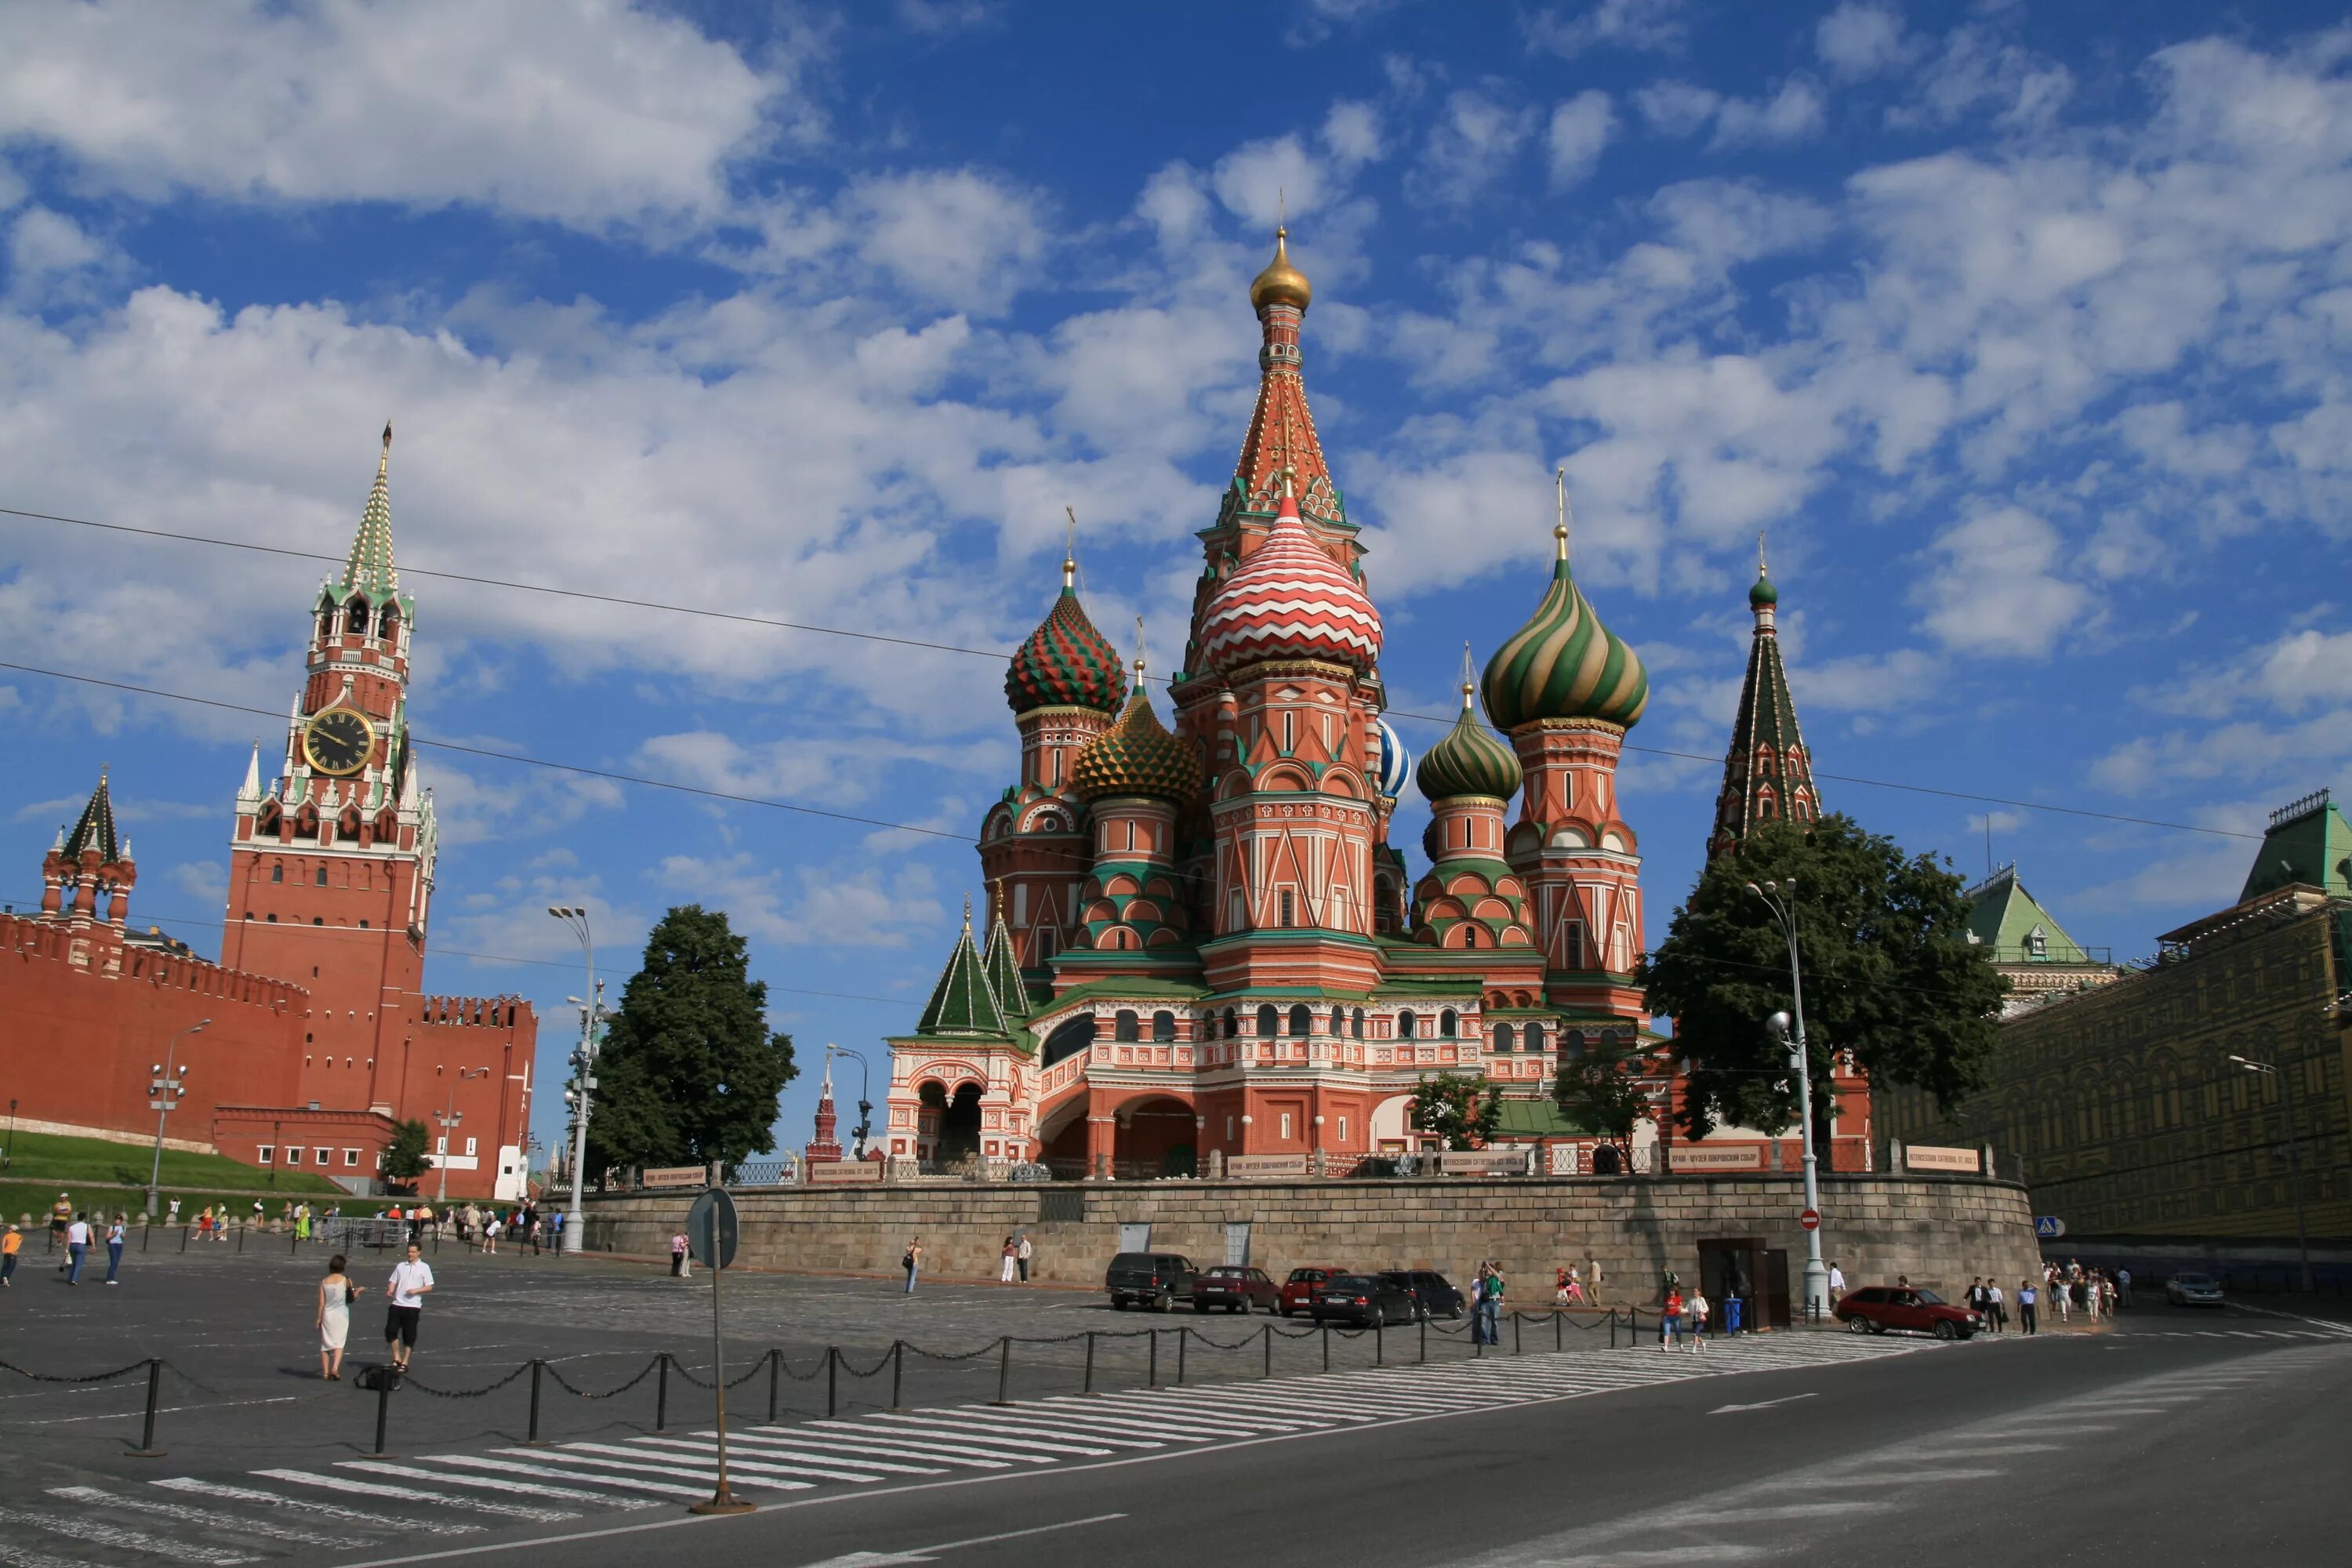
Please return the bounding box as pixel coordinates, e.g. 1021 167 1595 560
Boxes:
548 906 600 1254
147 1019 211 1214
2228 1053 2313 1293
5 1097 16 1171
829 1045 875 1158
436 1067 490 1204
1748 877 1829 1323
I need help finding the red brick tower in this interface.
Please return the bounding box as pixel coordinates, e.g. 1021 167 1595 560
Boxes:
805 1054 843 1165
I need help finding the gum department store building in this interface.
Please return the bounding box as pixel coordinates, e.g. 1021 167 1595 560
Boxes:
880 234 1869 1178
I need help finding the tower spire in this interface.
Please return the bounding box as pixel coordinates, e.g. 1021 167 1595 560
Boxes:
1227 226 1338 531
1555 466 1571 562
1709 547 1817 857
341 421 398 598
1063 506 1078 592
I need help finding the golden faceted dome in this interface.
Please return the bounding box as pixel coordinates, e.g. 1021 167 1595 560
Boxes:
1249 226 1312 313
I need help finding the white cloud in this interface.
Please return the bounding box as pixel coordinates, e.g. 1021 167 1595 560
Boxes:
1815 3 1911 81
1524 0 1688 58
1323 100 1386 168
844 170 1047 315
0 0 786 232
1213 136 1331 226
1411 90 1539 208
1888 26 2072 132
1546 91 1617 189
5 206 128 310
1709 78 1828 150
1634 81 1721 140
655 851 946 949
1915 506 2088 658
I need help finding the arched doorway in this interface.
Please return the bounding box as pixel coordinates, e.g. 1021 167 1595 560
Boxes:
920 1080 983 1166
1115 1097 1196 1179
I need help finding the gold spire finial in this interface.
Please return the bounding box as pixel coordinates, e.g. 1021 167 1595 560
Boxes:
379 420 392 477
1279 463 1298 500
1459 642 1476 710
1134 614 1149 682
1554 466 1571 562
962 893 973 931
1062 506 1078 590
1759 529 1768 579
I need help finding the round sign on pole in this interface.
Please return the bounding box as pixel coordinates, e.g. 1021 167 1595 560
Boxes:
1799 1208 1820 1231
687 1187 739 1269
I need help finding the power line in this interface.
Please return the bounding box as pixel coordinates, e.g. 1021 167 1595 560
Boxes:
0 501 2260 843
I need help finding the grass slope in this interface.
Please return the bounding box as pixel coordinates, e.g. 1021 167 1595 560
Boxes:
0 1129 343 1214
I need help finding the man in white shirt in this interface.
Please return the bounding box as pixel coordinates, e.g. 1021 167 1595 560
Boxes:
64 1214 92 1287
384 1243 435 1370
1827 1261 1847 1305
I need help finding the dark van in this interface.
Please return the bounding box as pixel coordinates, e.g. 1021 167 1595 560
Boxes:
1105 1252 1197 1312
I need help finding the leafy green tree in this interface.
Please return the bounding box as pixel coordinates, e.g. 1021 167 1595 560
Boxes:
381 1119 431 1183
585 906 797 1174
1640 814 2005 1144
1552 1036 1654 1160
1409 1073 1503 1150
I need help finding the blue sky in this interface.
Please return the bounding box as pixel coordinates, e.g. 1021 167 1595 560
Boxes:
4 0 2350 1160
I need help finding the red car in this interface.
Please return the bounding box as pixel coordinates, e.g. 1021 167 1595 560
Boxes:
1834 1285 1983 1340
1192 1265 1279 1314
1279 1266 1345 1317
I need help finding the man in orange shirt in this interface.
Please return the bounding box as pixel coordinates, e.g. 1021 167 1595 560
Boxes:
2 1223 21 1287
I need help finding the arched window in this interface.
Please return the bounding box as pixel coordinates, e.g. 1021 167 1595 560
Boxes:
1352 1007 1365 1039
347 598 370 637
316 866 328 886
1463 925 1479 948
1256 1004 1278 1037
1399 1010 1417 1040
270 864 284 884
1494 1023 1515 1053
1526 1023 1546 1054
1224 1007 1239 1039
1288 1004 1311 1037
1440 1009 1459 1038
1114 1010 1139 1043
1330 1005 1345 1036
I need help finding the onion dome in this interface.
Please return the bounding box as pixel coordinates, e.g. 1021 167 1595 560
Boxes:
1197 483 1382 674
1750 530 1778 609
1072 664 1201 802
1481 510 1648 731
1417 681 1522 802
1005 555 1124 716
1374 715 1411 799
1249 226 1312 314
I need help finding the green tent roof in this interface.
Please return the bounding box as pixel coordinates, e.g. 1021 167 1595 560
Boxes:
1494 1098 1598 1138
2241 790 2352 903
1963 866 2092 964
915 901 1014 1036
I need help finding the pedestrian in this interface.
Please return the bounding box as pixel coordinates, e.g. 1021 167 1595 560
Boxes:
383 1242 433 1373
2051 1275 2069 1323
1483 1262 1506 1345
64 1212 91 1285
165 1196 180 1225
484 1210 501 1255
1468 1267 1488 1341
1586 1254 1605 1306
1565 1265 1585 1306
49 1192 71 1258
902 1237 924 1294
104 1215 125 1284
1827 1260 1846 1305
550 1209 566 1249
670 1231 688 1277
2116 1266 2132 1308
1688 1288 1709 1352
1659 1284 1683 1351
1 1223 19 1287
1017 1232 1033 1283
1986 1278 2005 1333
295 1203 311 1243
318 1253 363 1379
999 1236 1018 1284
2017 1278 2038 1335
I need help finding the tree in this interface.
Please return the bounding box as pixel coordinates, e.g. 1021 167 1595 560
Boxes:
1640 814 2005 1145
382 1119 431 1184
1409 1073 1503 1150
1552 1036 1654 1160
584 905 797 1174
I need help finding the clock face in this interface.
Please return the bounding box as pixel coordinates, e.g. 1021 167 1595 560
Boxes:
303 708 375 776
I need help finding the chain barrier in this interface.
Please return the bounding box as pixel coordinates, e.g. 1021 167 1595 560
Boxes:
399 1362 533 1400
0 1356 151 1385
834 1347 896 1378
543 1356 661 1400
771 1353 826 1383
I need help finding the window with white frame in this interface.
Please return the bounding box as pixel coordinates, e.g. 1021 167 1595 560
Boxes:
256 1145 275 1164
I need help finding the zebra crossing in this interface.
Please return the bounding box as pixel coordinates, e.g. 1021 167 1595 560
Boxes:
7 1334 1946 1564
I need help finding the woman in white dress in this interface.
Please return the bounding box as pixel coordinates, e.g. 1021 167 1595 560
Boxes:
318 1254 363 1380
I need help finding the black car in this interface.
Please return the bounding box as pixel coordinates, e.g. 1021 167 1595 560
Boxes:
1192 1265 1279 1314
1380 1269 1465 1320
1308 1272 1418 1328
1105 1251 1198 1311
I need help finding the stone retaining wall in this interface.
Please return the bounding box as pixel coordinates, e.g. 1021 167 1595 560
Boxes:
585 1174 2038 1302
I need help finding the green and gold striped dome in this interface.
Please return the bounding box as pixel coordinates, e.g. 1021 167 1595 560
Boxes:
1072 671 1201 803
1481 525 1648 731
1416 682 1522 801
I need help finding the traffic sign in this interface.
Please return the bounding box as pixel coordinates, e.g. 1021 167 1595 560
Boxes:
688 1187 739 1269
1798 1208 1820 1231
2034 1215 2065 1240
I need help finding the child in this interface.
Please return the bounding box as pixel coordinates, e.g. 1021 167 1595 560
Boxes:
1687 1288 1709 1352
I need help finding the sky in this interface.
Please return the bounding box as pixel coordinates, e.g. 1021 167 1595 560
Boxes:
3 0 2350 1163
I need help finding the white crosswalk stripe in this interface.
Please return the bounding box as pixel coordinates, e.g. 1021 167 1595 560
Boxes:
1 1330 2001 1563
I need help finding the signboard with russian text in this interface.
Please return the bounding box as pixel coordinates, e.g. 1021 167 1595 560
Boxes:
1225 1154 1311 1179
808 1161 884 1185
1904 1144 1982 1174
1439 1149 1530 1176
640 1166 708 1189
1671 1144 1767 1171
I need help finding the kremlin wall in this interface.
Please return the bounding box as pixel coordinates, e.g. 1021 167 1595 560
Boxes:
0 429 535 1201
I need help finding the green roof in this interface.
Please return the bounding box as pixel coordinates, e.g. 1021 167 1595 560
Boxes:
915 901 1014 1036
1494 1098 1597 1137
342 423 401 602
982 900 1029 1018
1044 975 1215 1010
1963 866 2092 964
60 769 122 862
2241 790 2352 903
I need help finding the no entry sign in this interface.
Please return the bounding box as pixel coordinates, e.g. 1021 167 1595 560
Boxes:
1798 1208 1821 1231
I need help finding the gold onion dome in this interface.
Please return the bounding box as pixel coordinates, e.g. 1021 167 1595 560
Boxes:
1072 665 1201 802
1005 556 1124 716
1249 226 1312 314
1417 679 1523 802
1481 506 1649 731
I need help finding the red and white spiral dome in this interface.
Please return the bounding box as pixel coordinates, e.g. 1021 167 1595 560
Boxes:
1197 490 1383 675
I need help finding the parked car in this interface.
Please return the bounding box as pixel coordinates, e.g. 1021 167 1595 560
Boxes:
1833 1285 1981 1339
1380 1269 1465 1320
1279 1265 1346 1316
1192 1265 1279 1314
1105 1252 1198 1312
1308 1272 1419 1329
2165 1272 2226 1307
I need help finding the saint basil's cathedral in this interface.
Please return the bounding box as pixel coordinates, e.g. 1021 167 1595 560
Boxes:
877 234 1872 1178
